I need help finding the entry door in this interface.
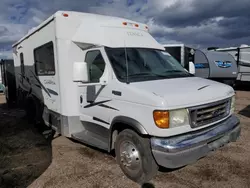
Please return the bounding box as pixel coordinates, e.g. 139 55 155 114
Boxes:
78 48 112 130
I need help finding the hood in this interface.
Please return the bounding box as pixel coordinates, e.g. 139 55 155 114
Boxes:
130 77 235 109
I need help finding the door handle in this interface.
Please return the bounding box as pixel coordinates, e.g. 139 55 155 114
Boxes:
80 95 83 104
112 90 122 96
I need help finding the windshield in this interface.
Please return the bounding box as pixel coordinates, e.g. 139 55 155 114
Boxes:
105 47 193 83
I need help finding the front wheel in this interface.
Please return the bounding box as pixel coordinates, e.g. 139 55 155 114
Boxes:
114 129 158 184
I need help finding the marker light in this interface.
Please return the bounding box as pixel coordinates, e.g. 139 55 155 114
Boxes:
62 13 69 17
134 24 139 27
153 111 169 129
145 26 148 30
123 22 127 25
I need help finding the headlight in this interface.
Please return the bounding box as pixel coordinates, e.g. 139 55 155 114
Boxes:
169 109 189 128
153 109 189 129
230 95 235 114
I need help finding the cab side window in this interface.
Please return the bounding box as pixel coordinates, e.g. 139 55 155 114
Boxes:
85 50 106 83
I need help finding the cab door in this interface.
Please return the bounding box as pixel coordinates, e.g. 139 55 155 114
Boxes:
77 48 113 131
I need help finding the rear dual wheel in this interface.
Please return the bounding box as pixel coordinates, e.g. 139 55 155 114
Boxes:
114 129 158 184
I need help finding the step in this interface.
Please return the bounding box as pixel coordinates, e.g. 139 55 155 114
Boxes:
72 130 109 151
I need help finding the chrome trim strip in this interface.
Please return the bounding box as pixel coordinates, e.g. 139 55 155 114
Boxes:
196 103 227 115
188 97 231 111
151 115 240 153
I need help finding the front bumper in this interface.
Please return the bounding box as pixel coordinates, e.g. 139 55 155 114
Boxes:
151 115 241 169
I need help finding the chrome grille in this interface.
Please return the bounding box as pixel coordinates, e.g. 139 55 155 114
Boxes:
189 99 231 128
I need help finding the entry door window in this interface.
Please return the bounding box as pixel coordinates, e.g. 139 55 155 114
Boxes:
85 50 106 83
20 53 25 75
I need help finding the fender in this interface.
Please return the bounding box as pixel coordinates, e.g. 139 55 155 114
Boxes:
108 116 149 152
110 116 148 135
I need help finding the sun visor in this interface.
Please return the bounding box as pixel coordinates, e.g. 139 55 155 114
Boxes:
72 23 164 50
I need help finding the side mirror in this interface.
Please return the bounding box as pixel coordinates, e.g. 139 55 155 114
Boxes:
73 62 89 83
189 61 195 75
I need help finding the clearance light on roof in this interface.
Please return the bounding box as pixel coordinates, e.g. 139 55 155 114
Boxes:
122 22 149 30
122 22 140 28
62 13 69 17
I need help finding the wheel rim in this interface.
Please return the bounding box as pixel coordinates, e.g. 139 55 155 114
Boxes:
119 140 141 174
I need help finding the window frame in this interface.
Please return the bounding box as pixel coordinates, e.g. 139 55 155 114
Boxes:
84 49 106 83
33 41 56 76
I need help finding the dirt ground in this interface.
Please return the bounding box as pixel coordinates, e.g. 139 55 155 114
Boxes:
0 88 250 188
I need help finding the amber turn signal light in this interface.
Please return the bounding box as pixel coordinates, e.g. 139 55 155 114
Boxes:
153 110 169 128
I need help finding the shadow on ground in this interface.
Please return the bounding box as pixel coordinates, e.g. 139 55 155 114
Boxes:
141 182 155 188
238 105 250 118
0 101 55 188
234 81 250 91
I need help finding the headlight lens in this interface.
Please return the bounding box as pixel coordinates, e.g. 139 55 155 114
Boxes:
169 109 189 128
153 109 189 129
230 95 235 114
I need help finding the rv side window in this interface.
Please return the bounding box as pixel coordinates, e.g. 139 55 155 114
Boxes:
20 53 25 75
85 50 106 83
34 41 55 76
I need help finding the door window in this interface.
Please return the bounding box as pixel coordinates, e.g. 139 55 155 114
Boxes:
85 50 106 83
20 53 25 75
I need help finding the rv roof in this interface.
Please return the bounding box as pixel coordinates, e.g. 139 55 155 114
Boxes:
12 11 150 48
162 44 185 47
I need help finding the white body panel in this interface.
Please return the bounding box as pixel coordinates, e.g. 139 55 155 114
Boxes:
12 10 235 140
13 20 61 113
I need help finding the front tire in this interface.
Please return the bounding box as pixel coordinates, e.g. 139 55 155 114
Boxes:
114 129 158 184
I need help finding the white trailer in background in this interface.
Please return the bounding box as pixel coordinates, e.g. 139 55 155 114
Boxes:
163 44 238 86
210 45 250 82
11 11 241 183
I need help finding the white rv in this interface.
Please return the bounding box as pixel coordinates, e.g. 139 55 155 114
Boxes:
210 44 250 82
11 11 241 183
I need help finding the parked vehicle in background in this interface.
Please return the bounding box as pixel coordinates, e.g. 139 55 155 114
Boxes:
163 44 238 86
0 59 16 104
9 11 241 184
208 44 250 83
0 61 3 93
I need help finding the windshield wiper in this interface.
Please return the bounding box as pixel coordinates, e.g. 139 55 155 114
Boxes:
121 72 155 78
163 70 184 73
160 70 194 77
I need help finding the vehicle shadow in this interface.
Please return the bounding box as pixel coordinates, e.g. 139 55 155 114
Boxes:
234 81 250 91
0 101 55 188
141 182 155 188
238 105 250 118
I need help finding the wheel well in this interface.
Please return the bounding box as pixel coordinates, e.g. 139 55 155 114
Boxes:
110 122 148 151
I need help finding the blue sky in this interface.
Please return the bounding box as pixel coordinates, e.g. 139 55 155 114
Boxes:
0 0 250 59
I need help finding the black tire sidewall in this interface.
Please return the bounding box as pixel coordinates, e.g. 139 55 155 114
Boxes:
25 98 36 123
115 129 158 184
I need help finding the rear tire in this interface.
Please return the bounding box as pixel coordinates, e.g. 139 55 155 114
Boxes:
24 98 36 124
114 129 158 184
